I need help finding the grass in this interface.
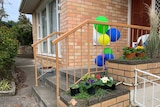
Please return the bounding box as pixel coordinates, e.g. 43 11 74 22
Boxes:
70 88 110 99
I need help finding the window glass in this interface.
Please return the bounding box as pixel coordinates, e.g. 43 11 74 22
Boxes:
49 0 57 54
42 8 47 53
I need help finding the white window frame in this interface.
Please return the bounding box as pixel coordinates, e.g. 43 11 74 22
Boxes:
36 0 61 57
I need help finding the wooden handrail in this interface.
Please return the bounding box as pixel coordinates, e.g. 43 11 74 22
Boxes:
32 31 64 47
52 19 150 45
88 20 151 30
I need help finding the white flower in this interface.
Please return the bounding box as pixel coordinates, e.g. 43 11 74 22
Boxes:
101 77 109 83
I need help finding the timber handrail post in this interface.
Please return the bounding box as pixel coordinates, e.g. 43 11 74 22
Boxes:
33 46 38 86
56 43 60 107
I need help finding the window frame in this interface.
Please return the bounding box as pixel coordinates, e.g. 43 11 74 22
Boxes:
36 0 61 57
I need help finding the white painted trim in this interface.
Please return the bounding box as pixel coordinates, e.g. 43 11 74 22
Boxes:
127 0 132 46
36 0 61 57
46 3 51 54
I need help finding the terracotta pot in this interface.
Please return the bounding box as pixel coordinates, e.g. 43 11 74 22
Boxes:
136 52 145 58
125 53 135 60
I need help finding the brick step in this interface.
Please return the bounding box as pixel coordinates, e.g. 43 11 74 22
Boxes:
32 86 56 107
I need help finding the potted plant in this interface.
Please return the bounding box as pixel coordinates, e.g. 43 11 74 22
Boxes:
123 46 136 59
135 45 146 58
98 76 116 90
80 74 97 95
70 84 80 96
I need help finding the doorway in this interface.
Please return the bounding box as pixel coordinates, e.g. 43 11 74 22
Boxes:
130 0 151 46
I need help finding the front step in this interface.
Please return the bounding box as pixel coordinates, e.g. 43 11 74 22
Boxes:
32 66 104 107
44 76 72 92
32 86 56 107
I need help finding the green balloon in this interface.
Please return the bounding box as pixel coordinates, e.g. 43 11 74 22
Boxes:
103 48 113 54
94 16 109 34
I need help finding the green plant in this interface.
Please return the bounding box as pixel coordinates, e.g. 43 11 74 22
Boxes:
70 84 79 89
123 46 135 55
145 5 160 58
0 26 18 79
0 79 11 91
135 46 146 53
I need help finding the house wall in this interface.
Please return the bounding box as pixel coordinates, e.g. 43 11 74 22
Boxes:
60 0 128 31
32 0 129 67
59 0 128 67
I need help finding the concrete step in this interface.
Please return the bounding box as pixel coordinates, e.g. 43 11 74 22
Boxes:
44 76 72 92
32 86 56 107
59 66 104 83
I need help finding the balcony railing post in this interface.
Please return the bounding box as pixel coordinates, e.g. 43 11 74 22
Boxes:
56 43 60 107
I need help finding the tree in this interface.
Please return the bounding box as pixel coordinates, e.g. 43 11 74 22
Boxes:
12 14 33 45
0 0 8 26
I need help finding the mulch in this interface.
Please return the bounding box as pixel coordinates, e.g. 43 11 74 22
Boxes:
15 68 28 91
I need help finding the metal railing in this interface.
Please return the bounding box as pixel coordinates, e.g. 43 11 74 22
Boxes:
134 68 160 107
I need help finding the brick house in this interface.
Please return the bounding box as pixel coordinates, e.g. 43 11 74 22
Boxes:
19 0 156 65
19 0 160 106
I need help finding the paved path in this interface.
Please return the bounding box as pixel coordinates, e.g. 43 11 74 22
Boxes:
0 57 39 107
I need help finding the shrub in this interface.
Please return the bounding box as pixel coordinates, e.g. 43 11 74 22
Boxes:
0 26 18 80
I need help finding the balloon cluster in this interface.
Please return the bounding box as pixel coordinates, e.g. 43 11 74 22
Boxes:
95 48 114 66
94 16 121 45
94 16 121 66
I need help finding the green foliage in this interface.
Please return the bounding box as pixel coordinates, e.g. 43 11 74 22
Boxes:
73 92 90 99
145 6 160 58
69 84 79 89
0 0 8 26
12 14 32 46
0 79 11 91
123 46 135 55
0 26 18 79
135 46 146 53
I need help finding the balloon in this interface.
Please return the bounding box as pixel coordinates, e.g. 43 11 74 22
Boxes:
95 55 105 66
98 34 110 46
94 16 109 34
106 28 120 42
103 48 113 54
105 54 114 60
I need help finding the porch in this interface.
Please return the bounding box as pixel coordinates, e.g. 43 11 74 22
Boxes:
31 20 160 107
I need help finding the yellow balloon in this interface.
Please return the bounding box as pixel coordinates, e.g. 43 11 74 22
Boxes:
98 34 110 46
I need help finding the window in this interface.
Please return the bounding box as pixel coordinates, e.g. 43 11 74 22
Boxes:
37 0 60 56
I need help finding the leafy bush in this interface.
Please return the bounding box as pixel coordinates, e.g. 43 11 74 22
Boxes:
0 26 18 80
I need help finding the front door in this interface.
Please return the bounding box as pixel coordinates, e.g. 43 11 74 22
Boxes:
131 0 151 45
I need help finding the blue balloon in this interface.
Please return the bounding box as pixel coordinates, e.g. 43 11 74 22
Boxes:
95 55 105 66
105 54 114 60
106 28 120 42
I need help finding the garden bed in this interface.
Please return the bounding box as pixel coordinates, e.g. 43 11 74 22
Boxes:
0 82 16 96
59 85 130 107
109 58 160 65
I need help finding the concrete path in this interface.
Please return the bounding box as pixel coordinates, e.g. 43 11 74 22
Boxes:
0 57 39 107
